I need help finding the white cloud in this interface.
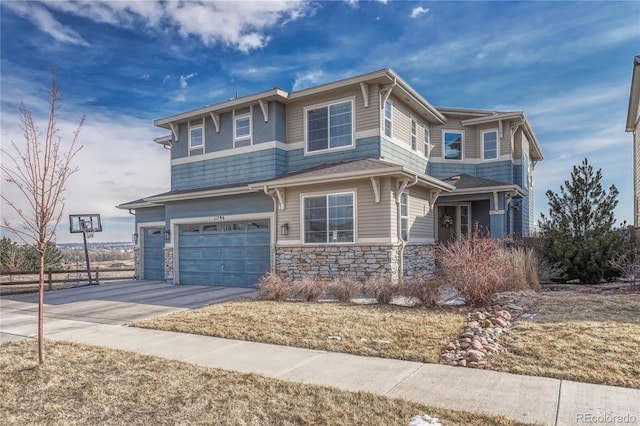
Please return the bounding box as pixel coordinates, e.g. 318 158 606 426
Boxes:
162 75 171 85
1 76 169 244
28 0 310 53
179 73 197 89
292 70 326 91
410 7 430 18
4 1 90 46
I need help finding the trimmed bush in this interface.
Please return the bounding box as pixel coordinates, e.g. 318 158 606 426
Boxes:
400 273 441 307
257 273 289 301
363 273 398 305
328 276 363 303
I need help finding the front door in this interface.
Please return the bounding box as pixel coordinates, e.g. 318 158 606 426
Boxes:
437 204 471 242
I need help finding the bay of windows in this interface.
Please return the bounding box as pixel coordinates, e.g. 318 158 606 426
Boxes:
304 193 354 243
307 100 353 152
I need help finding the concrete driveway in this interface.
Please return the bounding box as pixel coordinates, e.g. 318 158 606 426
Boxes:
0 280 256 343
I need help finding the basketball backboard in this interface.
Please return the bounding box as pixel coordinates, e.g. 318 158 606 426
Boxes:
69 214 102 234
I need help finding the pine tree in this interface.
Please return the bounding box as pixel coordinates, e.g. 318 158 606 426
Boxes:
539 158 630 283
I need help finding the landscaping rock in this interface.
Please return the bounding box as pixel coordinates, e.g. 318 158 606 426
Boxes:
409 414 442 426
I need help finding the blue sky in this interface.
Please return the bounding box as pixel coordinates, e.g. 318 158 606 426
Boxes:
1 0 638 243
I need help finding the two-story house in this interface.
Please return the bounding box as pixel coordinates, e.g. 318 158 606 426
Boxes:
118 68 543 287
626 55 640 246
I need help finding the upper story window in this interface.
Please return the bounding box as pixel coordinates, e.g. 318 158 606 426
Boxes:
384 101 393 138
482 130 498 160
410 118 417 151
424 126 430 158
189 119 204 156
306 100 353 153
523 153 529 189
303 192 354 243
400 192 409 241
234 107 251 148
443 130 464 160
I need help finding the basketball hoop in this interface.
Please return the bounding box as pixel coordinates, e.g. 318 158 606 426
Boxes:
84 227 95 239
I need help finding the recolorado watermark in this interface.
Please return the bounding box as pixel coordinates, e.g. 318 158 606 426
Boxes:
576 413 637 424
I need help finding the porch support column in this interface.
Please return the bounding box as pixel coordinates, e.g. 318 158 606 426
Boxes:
489 190 507 238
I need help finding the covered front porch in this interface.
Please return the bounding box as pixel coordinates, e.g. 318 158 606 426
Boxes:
435 174 526 241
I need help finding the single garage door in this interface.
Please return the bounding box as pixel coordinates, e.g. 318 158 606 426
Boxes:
178 220 270 287
143 227 165 280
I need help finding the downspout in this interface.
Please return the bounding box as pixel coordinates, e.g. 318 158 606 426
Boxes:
263 186 278 275
396 175 419 282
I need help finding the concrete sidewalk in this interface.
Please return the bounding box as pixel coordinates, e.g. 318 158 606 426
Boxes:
2 284 639 426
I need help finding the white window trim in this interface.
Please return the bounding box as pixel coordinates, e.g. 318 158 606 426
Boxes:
442 129 464 161
481 129 499 161
234 107 252 145
384 100 393 139
188 119 204 155
300 190 357 245
303 97 355 156
424 125 430 159
410 116 417 151
400 191 409 242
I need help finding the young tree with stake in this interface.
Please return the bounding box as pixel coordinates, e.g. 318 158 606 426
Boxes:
1 67 84 364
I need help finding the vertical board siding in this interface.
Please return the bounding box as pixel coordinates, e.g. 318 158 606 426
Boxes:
635 121 640 227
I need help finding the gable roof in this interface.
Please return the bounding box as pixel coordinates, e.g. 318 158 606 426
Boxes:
626 55 640 132
154 68 446 130
439 107 544 162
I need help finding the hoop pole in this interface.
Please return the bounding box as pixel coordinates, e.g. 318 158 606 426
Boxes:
83 230 93 285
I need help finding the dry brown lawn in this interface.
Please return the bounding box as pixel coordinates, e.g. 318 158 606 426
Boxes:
0 339 527 426
494 290 640 388
134 301 464 363
135 288 640 389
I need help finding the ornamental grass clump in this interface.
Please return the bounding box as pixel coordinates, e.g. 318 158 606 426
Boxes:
400 273 441 307
509 247 541 292
291 275 330 302
363 273 398 305
328 276 363 303
257 273 289 301
434 229 513 305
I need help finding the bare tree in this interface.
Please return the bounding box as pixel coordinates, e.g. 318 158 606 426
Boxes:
1 67 84 364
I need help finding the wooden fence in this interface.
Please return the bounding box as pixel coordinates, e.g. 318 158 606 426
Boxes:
0 267 136 294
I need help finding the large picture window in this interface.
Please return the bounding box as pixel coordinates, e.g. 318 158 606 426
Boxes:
443 130 463 160
303 193 354 243
482 130 498 160
306 100 353 153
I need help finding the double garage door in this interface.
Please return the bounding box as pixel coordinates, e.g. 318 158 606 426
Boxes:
178 220 270 287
